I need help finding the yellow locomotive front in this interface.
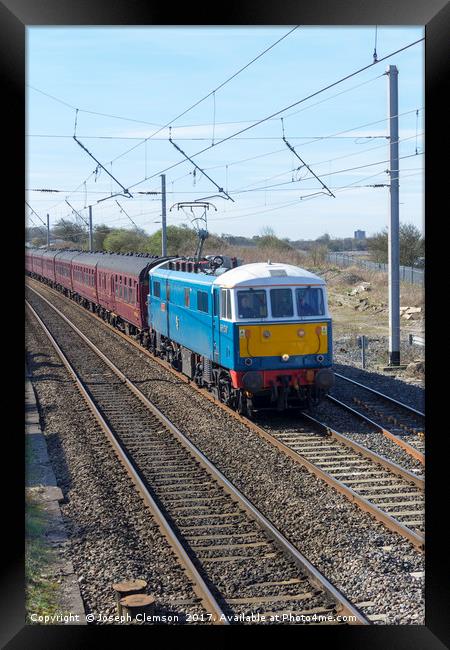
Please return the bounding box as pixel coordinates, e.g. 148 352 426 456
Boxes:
213 262 334 414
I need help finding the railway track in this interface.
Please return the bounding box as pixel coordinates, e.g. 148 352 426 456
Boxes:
330 373 425 464
26 279 425 551
26 290 368 626
252 413 424 549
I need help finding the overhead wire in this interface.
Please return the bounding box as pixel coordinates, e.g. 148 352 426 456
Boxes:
108 26 301 164
123 38 424 193
28 36 423 229
231 131 424 193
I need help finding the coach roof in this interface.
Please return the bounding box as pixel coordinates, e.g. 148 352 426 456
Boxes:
96 252 164 277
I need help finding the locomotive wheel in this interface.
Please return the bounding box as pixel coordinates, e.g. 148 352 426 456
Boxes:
219 379 231 406
237 392 254 419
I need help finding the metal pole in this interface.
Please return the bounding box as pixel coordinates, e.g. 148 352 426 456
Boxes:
361 335 366 369
161 174 167 256
46 213 50 248
387 65 400 366
88 205 93 252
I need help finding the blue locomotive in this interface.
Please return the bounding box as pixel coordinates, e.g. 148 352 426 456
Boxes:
147 257 335 416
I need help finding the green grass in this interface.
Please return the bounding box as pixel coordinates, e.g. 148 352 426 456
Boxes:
25 492 61 623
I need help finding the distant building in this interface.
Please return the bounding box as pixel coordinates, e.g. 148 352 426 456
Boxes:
354 230 366 240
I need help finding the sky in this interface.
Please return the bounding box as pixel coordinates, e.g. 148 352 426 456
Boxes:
26 26 424 242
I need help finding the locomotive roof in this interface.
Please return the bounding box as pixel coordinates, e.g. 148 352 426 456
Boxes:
213 262 325 288
152 267 217 287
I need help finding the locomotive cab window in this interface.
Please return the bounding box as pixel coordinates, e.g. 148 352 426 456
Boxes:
270 288 294 318
296 287 325 317
220 289 232 320
237 290 267 319
153 280 161 298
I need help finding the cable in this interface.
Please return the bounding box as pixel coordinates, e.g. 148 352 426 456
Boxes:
201 107 423 173
231 152 423 194
26 215 47 237
231 131 423 193
27 133 391 141
373 26 378 63
282 126 335 198
27 84 163 127
108 26 301 164
126 38 424 191
25 201 47 227
26 67 377 134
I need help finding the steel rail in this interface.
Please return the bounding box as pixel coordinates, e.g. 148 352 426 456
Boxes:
27 279 424 548
300 412 423 489
26 287 369 625
326 394 425 465
26 299 229 626
334 372 425 418
232 416 424 550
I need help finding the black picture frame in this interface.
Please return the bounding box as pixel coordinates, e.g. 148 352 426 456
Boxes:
5 1 449 647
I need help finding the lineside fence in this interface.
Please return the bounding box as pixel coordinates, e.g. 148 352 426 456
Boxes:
326 252 424 286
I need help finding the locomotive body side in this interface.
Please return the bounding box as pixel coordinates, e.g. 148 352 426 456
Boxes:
149 268 216 360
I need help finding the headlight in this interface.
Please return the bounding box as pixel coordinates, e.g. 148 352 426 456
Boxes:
281 354 290 362
317 354 324 362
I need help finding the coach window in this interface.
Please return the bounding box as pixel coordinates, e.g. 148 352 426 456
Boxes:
197 291 209 313
153 280 161 298
270 288 293 318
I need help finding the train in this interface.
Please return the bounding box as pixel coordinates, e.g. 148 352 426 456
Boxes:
25 247 335 416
